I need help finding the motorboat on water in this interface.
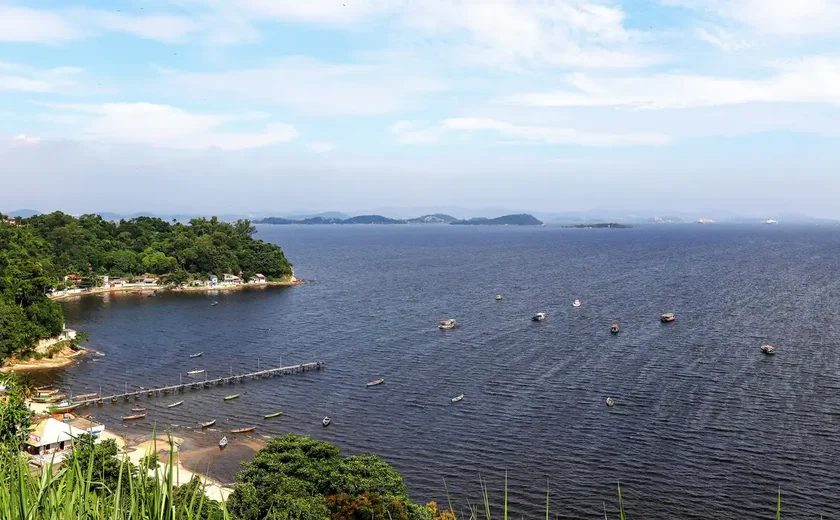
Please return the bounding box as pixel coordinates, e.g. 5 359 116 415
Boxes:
322 416 331 427
532 312 546 322
167 401 183 408
760 345 776 355
606 397 615 408
187 370 205 376
189 352 203 358
366 379 385 387
211 301 219 306
438 319 457 330
219 436 228 449
495 294 503 301
660 313 676 323
451 394 465 403
573 299 582 307
610 322 620 334
224 394 240 401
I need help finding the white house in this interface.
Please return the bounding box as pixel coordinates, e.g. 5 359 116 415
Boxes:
23 417 102 462
222 273 241 284
250 273 266 284
207 275 218 287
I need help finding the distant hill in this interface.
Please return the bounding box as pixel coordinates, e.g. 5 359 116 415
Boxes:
451 214 543 226
258 217 298 225
286 211 350 221
404 214 458 224
6 209 40 218
297 217 344 224
343 215 404 224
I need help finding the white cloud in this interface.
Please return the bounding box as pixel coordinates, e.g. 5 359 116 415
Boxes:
0 62 86 94
38 102 298 150
306 141 335 153
667 0 840 36
695 26 752 51
12 134 41 145
0 6 80 43
507 56 840 109
84 12 198 44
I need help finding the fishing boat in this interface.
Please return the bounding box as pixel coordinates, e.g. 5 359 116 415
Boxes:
219 436 228 449
322 416 331 427
606 397 615 408
610 323 620 334
224 394 240 401
36 386 60 396
366 379 385 387
231 427 255 434
760 345 776 355
573 299 582 307
211 301 219 306
131 407 147 413
660 313 676 323
189 352 203 358
495 294 503 301
451 394 465 403
438 319 457 330
201 419 216 428
264 412 282 419
32 394 67 403
532 312 546 322
47 402 80 414
122 413 146 421
167 401 184 408
187 369 205 376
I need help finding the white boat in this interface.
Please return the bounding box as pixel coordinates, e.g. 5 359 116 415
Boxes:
366 379 385 387
167 401 184 408
573 299 581 307
451 394 464 403
189 352 203 358
532 312 546 322
606 397 615 407
495 294 503 301
762 219 779 225
438 319 457 330
187 370 205 376
322 416 331 427
219 436 228 449
760 344 776 355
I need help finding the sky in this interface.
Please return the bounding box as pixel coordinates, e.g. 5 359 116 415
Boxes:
1 0 840 217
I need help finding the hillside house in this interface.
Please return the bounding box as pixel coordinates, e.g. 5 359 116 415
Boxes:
23 417 103 462
223 274 241 284
250 273 266 284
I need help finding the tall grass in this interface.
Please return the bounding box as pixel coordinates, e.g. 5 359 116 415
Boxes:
0 436 227 520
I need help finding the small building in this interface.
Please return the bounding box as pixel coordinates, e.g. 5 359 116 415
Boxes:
103 276 124 287
59 328 77 341
207 275 218 287
65 274 82 286
142 277 157 285
223 273 241 284
23 417 101 461
251 273 266 284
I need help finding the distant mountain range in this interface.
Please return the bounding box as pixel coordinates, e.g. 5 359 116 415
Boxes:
255 213 543 226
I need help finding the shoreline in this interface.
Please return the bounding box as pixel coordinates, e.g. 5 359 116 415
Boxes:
1 346 88 373
49 278 304 301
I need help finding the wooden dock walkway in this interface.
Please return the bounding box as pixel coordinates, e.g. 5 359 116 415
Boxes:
71 361 324 405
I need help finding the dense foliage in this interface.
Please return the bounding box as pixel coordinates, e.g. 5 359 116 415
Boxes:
0 211 293 358
227 434 438 520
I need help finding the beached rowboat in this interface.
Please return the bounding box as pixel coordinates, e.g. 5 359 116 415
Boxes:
122 414 146 421
264 412 282 419
201 419 216 428
231 427 255 434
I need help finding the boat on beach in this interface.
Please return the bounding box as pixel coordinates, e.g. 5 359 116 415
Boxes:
167 401 183 408
660 313 676 323
231 427 255 434
606 397 615 407
611 322 620 334
33 394 67 403
187 369 205 376
224 394 240 401
322 416 331 427
760 345 776 355
47 402 80 414
201 419 216 428
366 379 385 387
131 407 147 413
122 413 146 421
219 436 228 449
438 319 457 330
36 386 60 396
189 352 203 358
532 312 546 322
264 412 282 419
451 394 465 403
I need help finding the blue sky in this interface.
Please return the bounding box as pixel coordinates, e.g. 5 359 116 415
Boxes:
1 0 840 217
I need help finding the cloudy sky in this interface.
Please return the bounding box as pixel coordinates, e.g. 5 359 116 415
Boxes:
1 0 839 216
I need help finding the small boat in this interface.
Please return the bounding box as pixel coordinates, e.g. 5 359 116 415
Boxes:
211 301 219 306
33 394 67 403
610 323 620 334
264 412 282 419
231 427 255 434
47 402 80 414
189 352 203 358
438 319 457 330
532 312 546 322
573 299 582 307
187 369 205 376
760 345 776 355
606 397 615 407
131 407 147 413
451 394 465 403
167 400 184 408
322 416 331 427
224 394 240 401
660 313 676 323
201 419 216 428
36 386 60 395
122 413 146 421
495 294 503 301
219 436 228 449
366 379 385 387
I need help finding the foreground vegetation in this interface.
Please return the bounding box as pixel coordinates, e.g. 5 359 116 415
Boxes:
0 212 293 358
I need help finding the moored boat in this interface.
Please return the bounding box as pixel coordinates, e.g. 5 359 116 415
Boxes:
131 407 147 413
219 436 228 449
573 299 581 307
264 412 282 419
201 419 216 428
610 323 620 334
660 313 676 323
224 394 240 401
322 416 331 427
36 386 60 396
438 319 457 330
606 397 615 407
532 312 546 322
187 369 205 376
760 344 776 355
231 426 255 434
47 402 80 414
189 352 203 358
122 413 146 421
451 394 465 403
33 394 67 403
211 301 219 306
167 400 184 408
366 379 385 387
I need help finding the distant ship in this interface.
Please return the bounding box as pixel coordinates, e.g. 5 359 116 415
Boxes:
762 219 779 225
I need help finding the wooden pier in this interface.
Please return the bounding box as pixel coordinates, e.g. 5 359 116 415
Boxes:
71 361 324 406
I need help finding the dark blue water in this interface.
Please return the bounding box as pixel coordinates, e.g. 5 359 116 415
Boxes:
34 224 840 519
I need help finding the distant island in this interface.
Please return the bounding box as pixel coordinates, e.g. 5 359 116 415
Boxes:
562 223 632 229
255 213 542 226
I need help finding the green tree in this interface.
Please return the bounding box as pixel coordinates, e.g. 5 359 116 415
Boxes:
0 374 33 445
